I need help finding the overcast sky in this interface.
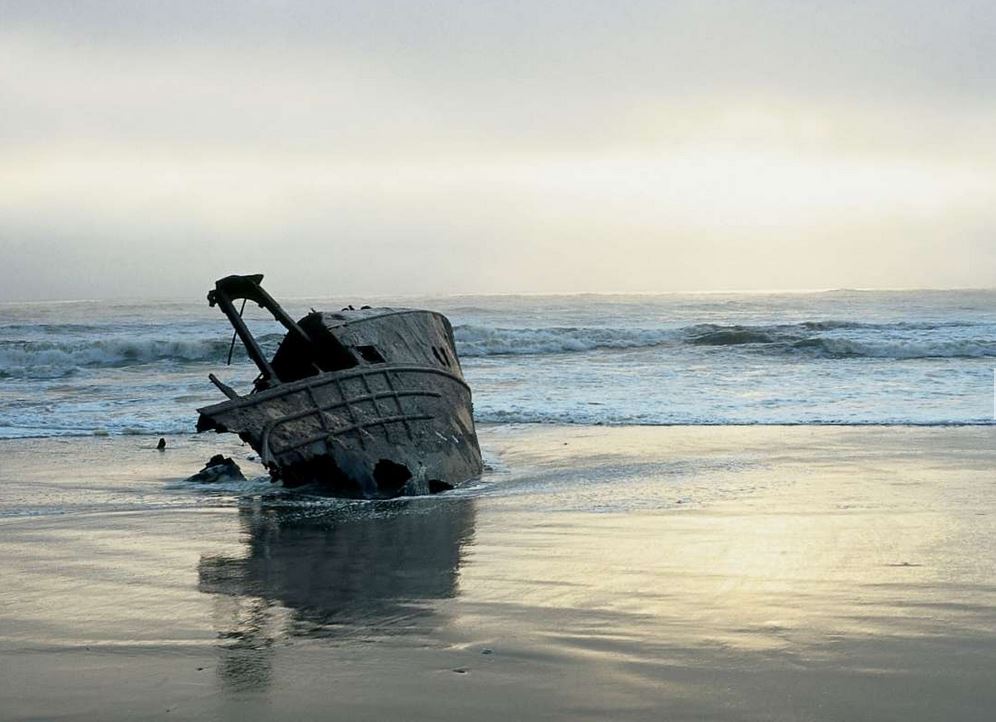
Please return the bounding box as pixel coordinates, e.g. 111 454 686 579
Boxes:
1 0 994 300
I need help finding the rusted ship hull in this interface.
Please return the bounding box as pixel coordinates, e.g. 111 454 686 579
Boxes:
197 363 481 496
195 274 483 498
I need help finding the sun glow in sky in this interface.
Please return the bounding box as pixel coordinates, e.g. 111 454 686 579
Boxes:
1 1 994 300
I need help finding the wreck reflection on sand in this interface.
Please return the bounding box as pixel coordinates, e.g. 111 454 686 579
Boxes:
198 499 476 691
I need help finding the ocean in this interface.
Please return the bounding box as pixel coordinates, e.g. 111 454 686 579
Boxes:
1 289 994 438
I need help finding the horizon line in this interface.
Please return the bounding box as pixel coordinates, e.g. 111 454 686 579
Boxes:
2 285 996 305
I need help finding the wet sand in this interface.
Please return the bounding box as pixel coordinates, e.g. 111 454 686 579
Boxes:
1 425 994 720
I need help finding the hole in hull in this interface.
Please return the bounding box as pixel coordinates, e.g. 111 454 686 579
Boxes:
373 459 412 496
277 456 366 497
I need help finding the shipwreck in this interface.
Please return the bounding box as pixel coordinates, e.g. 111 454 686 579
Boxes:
196 274 483 498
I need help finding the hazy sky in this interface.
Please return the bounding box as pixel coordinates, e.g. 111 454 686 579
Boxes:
2 1 994 300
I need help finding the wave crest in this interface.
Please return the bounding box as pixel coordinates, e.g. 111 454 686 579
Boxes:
454 325 678 356
457 321 996 360
0 334 283 378
687 328 778 346
3 319 993 379
791 337 996 359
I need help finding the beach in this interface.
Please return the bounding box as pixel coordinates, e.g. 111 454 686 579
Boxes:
2 424 994 721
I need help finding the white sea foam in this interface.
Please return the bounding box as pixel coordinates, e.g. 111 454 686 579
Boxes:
454 323 996 359
0 334 283 378
789 336 996 359
2 322 992 381
473 409 994 426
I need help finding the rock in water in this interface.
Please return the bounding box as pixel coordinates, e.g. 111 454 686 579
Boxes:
186 454 246 483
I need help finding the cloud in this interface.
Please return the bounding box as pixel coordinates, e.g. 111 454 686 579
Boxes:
1 1 994 299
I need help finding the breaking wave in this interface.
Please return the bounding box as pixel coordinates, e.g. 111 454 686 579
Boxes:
789 337 996 359
686 328 779 346
0 334 284 378
2 319 993 379
454 322 996 360
454 325 680 356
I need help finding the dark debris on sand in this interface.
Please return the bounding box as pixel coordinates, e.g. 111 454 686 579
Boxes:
186 454 246 483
